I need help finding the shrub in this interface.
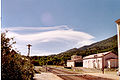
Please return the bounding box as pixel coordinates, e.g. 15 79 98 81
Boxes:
1 32 35 80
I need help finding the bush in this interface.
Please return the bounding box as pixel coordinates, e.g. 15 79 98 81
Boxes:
1 32 35 80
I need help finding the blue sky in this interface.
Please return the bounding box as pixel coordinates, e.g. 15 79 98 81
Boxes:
2 0 120 56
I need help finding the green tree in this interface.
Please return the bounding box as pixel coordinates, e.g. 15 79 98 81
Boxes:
1 32 35 80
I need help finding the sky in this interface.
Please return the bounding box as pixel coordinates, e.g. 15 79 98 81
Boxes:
2 0 120 56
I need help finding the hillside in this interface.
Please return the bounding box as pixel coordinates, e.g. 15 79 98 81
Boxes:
57 35 117 58
31 35 118 66
79 35 117 51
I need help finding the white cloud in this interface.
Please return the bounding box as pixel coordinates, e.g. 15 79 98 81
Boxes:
3 25 69 31
74 40 94 48
3 25 95 56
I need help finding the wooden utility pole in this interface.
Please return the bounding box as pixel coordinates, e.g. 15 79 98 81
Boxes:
27 44 32 57
115 19 120 76
102 54 105 74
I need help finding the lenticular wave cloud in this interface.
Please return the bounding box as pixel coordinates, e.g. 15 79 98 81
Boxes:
4 25 95 56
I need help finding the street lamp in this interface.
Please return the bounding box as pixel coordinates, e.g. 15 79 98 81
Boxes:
27 44 32 57
115 19 120 76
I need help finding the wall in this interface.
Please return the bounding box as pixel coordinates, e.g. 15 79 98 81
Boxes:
104 53 118 68
107 59 118 68
83 58 102 68
67 61 75 67
83 53 118 69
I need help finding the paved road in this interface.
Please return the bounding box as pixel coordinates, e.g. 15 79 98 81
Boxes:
48 67 113 80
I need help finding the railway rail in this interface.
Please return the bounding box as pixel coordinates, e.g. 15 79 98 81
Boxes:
48 67 113 80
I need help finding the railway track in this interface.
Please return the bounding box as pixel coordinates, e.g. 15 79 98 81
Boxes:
48 67 113 80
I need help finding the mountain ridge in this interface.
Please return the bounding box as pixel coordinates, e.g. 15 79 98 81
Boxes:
31 35 118 66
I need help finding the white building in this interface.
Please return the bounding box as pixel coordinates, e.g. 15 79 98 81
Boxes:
67 55 83 67
83 52 118 69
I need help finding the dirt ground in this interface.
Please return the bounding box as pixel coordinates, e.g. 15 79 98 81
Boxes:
34 66 119 80
84 73 120 80
72 67 120 80
33 72 63 80
48 67 113 80
49 66 119 80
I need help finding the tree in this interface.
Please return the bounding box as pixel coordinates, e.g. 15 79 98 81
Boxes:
1 32 35 80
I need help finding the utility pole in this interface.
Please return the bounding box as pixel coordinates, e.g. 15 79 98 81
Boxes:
102 54 105 74
115 19 120 76
27 44 32 57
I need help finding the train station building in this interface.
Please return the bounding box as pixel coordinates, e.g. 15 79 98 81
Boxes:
83 52 118 69
67 55 83 67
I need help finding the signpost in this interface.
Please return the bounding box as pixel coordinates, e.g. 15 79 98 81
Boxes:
115 19 120 76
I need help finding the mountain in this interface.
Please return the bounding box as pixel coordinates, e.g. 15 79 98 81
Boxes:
31 35 118 66
58 35 118 57
79 35 117 51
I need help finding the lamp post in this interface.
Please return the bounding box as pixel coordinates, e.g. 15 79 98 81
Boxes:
115 19 120 76
27 44 32 57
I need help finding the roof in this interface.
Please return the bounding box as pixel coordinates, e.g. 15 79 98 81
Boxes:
67 60 74 62
115 19 120 24
107 58 118 61
67 59 83 62
83 51 112 59
67 55 83 62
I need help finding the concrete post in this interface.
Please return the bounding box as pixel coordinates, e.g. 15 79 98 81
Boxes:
27 44 32 57
115 19 120 76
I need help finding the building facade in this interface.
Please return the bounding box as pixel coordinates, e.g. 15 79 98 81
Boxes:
67 55 83 67
83 52 118 69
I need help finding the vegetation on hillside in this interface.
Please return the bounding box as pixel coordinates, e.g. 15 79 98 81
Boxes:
31 35 118 66
1 32 35 80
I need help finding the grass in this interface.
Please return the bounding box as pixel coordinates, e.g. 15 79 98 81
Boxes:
104 68 118 75
34 65 118 76
63 67 118 75
47 65 64 68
